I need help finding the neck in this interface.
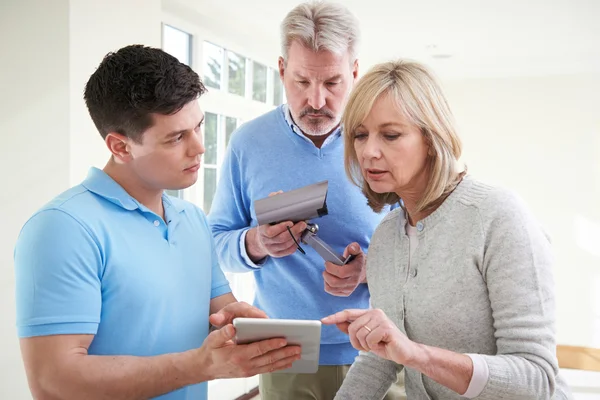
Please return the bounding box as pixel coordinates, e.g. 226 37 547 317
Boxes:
103 158 165 219
304 131 333 148
399 193 433 227
401 171 464 226
397 171 433 226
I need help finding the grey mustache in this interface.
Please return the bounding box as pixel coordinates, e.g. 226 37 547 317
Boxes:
299 108 334 118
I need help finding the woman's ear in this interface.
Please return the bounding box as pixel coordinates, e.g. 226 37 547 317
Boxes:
422 129 436 156
428 145 435 157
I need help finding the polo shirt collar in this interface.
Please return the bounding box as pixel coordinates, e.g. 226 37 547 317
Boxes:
81 167 184 214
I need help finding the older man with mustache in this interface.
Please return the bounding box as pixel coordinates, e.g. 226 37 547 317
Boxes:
207 2 404 399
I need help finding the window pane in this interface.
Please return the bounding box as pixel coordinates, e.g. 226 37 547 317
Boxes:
204 112 218 164
252 62 267 102
228 51 246 96
203 41 222 90
162 25 192 66
203 168 217 213
273 68 283 106
225 116 237 147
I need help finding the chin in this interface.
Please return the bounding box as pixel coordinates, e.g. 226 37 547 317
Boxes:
299 121 337 136
366 181 395 194
169 177 198 191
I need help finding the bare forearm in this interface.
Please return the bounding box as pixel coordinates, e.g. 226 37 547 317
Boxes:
245 228 267 263
406 344 473 396
35 350 205 400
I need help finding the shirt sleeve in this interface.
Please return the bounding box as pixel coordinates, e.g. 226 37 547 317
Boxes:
208 144 268 272
334 351 402 400
462 354 489 398
474 188 560 400
239 229 267 268
14 209 102 338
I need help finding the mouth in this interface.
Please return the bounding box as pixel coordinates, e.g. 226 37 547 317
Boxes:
365 168 388 180
184 163 200 172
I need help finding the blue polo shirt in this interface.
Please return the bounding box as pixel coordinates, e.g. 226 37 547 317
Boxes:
14 167 231 400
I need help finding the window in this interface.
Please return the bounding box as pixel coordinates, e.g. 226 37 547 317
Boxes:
204 113 218 165
203 112 218 212
227 50 246 97
203 168 217 213
252 61 267 103
199 41 281 213
202 112 240 212
203 41 223 90
225 116 238 147
273 68 284 106
162 24 193 200
162 24 192 66
202 41 281 106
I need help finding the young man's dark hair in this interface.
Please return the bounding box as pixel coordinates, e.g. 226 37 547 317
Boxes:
84 44 206 142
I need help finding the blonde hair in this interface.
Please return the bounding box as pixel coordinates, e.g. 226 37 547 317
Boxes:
280 1 360 63
343 60 464 213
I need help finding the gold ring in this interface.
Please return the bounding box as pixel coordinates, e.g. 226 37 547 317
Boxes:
362 325 372 333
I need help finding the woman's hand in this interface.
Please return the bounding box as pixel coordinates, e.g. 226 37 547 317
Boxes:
322 308 420 365
323 308 475 396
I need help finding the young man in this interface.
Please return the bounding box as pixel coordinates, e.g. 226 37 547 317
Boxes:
14 45 300 400
208 2 404 399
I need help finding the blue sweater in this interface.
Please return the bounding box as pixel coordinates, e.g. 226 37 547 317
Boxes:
208 106 390 365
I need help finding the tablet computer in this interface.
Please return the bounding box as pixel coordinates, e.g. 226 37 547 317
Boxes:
233 318 321 374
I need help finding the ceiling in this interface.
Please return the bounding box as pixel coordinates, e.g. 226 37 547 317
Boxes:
168 0 600 79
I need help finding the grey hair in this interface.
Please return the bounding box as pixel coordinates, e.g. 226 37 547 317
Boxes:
280 1 360 62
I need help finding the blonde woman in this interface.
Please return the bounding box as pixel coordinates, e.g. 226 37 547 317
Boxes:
322 60 572 399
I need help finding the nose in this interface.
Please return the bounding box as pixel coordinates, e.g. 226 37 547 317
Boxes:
360 135 381 160
307 84 326 110
189 131 205 157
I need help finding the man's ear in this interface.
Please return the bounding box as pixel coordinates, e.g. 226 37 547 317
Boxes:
105 132 133 163
352 59 359 82
278 56 285 81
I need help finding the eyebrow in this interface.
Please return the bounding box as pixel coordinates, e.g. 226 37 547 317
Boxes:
357 121 406 130
165 116 205 139
378 122 406 129
293 73 343 82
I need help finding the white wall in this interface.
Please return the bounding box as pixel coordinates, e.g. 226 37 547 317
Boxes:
69 0 162 185
0 1 71 398
0 1 161 398
443 73 600 347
